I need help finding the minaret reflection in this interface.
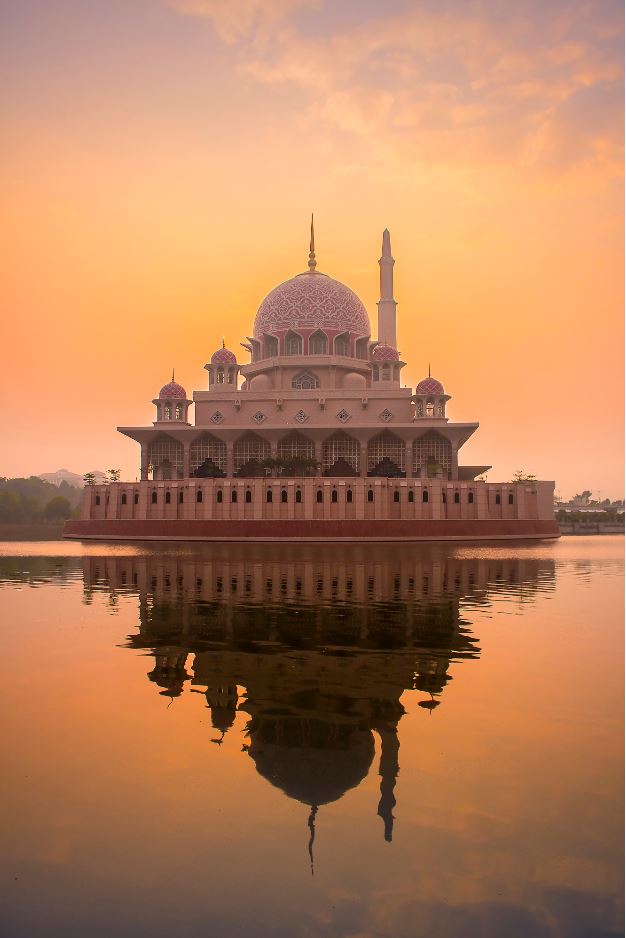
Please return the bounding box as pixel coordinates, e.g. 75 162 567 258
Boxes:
84 543 555 856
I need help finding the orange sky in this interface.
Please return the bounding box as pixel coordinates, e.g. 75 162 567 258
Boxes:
1 0 623 497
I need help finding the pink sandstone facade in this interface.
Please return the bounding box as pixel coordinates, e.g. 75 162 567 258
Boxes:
65 224 559 541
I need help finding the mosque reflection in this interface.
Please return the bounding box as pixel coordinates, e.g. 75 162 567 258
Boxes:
83 544 555 855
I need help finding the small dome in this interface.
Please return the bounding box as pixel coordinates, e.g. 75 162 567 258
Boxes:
416 376 444 395
372 344 400 362
211 347 237 365
159 380 187 400
254 271 370 339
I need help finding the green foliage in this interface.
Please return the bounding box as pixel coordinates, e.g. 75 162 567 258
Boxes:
44 496 72 520
0 476 82 524
556 508 624 524
512 469 537 482
83 472 96 486
105 469 120 484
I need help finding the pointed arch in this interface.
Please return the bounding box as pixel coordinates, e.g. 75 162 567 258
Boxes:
234 432 270 476
322 431 359 476
367 431 406 477
284 330 303 355
292 371 320 390
147 435 184 480
190 433 226 477
308 330 328 355
413 431 452 477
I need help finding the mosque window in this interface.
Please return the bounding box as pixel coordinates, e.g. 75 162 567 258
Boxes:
95 495 100 506
190 434 226 475
367 431 405 475
468 491 474 504
412 432 451 477
175 404 183 420
382 365 391 380
179 491 184 503
245 490 252 503
425 402 435 417
454 492 460 503
508 492 514 504
322 431 359 474
346 489 353 503
495 493 501 505
134 493 139 505
151 491 157 504
121 493 127 505
196 490 203 503
372 366 379 382
309 330 327 355
295 489 302 503
216 490 223 503
285 331 303 355
164 405 172 420
231 490 237 503
422 490 429 503
217 369 225 384
442 491 447 503
292 372 320 391
234 432 270 474
355 338 368 360
367 489 374 502
165 491 171 504
331 489 338 503
316 489 323 503
148 438 184 477
393 490 400 502
227 370 234 384
265 335 278 357
281 489 288 503
266 489 273 503
334 335 349 356
408 489 414 503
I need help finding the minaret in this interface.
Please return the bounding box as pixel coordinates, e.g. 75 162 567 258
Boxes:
377 228 397 348
376 722 400 842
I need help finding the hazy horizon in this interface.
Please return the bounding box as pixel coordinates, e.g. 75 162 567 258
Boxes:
2 0 623 498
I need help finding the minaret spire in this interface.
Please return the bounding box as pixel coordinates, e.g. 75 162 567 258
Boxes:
308 214 317 271
171 367 175 382
307 804 318 875
375 722 400 843
377 228 397 348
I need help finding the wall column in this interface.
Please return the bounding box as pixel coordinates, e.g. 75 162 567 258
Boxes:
314 440 323 477
226 441 234 478
182 442 191 479
359 441 368 478
450 440 459 480
140 445 149 481
405 442 413 478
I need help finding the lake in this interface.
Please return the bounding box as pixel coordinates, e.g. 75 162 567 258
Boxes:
0 537 623 938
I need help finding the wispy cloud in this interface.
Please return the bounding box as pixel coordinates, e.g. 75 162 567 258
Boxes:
169 0 624 172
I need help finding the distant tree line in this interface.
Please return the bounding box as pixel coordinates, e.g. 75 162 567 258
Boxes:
0 477 82 523
555 508 624 524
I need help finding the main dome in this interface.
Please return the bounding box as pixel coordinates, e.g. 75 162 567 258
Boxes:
253 271 370 339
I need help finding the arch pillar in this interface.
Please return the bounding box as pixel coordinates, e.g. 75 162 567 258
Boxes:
140 445 149 482
314 440 323 476
226 441 234 478
359 441 368 478
182 442 191 479
405 442 413 478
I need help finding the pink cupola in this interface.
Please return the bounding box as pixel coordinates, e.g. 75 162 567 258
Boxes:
205 340 240 389
152 371 191 424
370 342 403 387
414 368 450 419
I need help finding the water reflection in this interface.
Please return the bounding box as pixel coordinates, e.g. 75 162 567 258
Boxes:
79 544 555 861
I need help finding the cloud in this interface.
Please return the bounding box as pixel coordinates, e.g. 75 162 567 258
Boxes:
169 0 624 172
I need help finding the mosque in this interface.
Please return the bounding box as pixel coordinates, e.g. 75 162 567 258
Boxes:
65 223 558 541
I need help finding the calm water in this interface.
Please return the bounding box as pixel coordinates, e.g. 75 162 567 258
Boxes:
0 538 623 938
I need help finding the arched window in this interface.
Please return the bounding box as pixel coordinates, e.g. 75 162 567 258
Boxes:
316 489 323 503
281 489 288 503
266 489 273 503
175 404 183 420
231 490 237 503
413 432 452 478
190 436 226 477
425 402 434 417
148 437 184 479
334 334 349 356
134 493 139 505
495 493 501 505
508 493 514 505
227 369 235 384
442 491 446 503
382 365 391 381
346 489 353 503
265 335 278 358
422 490 429 503
151 491 157 504
164 405 172 420
292 372 319 391
454 492 460 503
367 431 405 476
285 331 303 355
309 330 327 355
322 432 359 475
393 490 400 503
355 338 368 360
216 490 223 503
372 365 379 382
331 489 338 503
121 493 127 505
295 489 302 503
217 369 225 384
468 491 474 504
179 490 184 503
245 490 252 503
196 490 203 503
408 489 414 503
234 433 270 476
165 491 171 504
367 489 374 502
95 495 100 506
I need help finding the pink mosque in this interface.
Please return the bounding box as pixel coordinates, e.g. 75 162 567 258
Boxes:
65 224 559 541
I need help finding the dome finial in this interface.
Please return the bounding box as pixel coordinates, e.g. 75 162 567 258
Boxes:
171 367 175 382
428 362 431 378
308 214 317 271
222 336 225 349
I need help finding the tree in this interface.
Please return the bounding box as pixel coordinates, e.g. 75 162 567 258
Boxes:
44 496 72 521
83 472 96 486
512 469 537 483
106 469 121 483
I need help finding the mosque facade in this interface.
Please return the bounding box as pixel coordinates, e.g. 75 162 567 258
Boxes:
65 224 558 541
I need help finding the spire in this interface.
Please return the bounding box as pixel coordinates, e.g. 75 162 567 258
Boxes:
428 363 431 378
222 336 226 349
382 228 391 257
171 367 175 382
307 804 318 875
308 214 317 271
377 227 397 348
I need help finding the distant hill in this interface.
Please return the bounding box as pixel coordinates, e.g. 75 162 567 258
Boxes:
38 469 107 487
